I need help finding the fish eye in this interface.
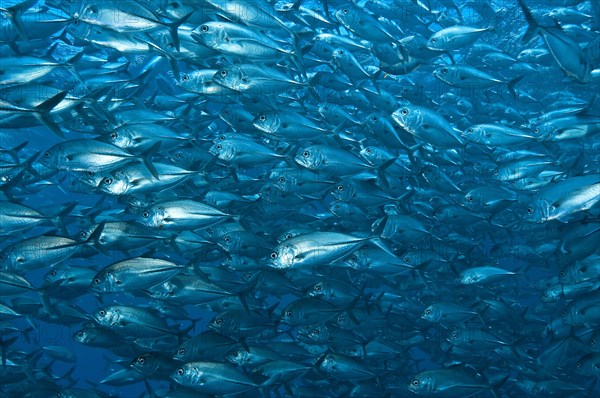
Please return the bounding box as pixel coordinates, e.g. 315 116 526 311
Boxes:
431 38 437 42
466 128 473 134
216 144 222 150
302 151 310 157
215 318 223 325
270 252 278 259
404 257 411 263
286 311 293 317
99 310 106 316
338 316 345 323
86 171 94 176
43 151 51 158
441 68 448 73
224 236 231 243
457 273 463 279
576 361 582 368
561 310 567 317
559 271 565 277
103 178 112 185
93 277 101 284
231 350 238 357
178 348 185 355
177 368 184 375
365 148 372 154
314 328 320 335
200 25 208 32
175 153 183 158
285 233 292 239
533 128 539 134
342 8 348 13
110 132 117 140
220 70 227 77
425 309 432 315
451 333 458 339
527 207 533 214
401 108 409 115
493 169 498 175
80 231 87 238
50 270 57 276
278 176 285 183
412 380 419 386
142 211 149 218
137 357 145 364
350 255 357 261
76 331 84 337
259 114 266 121
337 185 343 191
466 196 473 202
182 74 189 82
314 285 321 291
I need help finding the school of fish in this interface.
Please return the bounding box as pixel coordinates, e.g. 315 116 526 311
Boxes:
1 0 599 397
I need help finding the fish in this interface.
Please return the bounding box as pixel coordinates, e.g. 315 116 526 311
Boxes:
170 361 257 394
427 26 493 51
90 257 187 293
392 105 464 148
517 0 591 83
268 231 391 269
39 139 159 179
408 369 506 396
433 65 522 97
138 199 233 230
1 0 598 397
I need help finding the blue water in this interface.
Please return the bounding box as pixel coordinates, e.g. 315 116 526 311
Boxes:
1 0 600 397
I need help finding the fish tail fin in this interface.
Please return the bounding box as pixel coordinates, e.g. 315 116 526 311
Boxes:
507 75 524 99
282 23 306 80
516 0 540 43
143 379 158 398
490 375 510 398
146 40 181 81
50 201 78 234
365 291 385 316
369 237 396 257
138 141 161 179
234 274 261 314
177 322 195 347
1 336 18 367
32 91 68 138
62 51 87 88
7 140 28 159
291 38 307 80
0 0 36 40
165 11 193 52
85 221 108 255
20 150 42 181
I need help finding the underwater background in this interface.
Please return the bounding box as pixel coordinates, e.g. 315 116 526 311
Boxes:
1 0 599 397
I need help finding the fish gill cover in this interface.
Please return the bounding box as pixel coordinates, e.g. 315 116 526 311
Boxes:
0 0 599 396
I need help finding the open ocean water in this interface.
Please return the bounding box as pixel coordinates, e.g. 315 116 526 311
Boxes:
1 0 599 397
